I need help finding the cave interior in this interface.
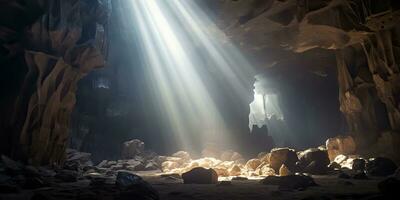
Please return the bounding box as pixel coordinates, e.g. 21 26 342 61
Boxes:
1 0 400 199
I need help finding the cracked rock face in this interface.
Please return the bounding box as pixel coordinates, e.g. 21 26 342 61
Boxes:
205 0 400 162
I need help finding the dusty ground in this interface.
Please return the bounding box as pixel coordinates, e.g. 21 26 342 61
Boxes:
146 175 384 200
0 174 387 200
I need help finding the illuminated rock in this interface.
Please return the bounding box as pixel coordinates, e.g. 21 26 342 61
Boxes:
182 167 218 184
213 167 230 177
279 164 292 176
161 161 180 172
259 165 275 176
172 151 191 162
269 148 298 172
326 136 356 161
229 165 242 176
245 159 262 171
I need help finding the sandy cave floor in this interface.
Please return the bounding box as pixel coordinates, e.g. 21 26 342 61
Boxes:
0 173 387 200
146 174 383 200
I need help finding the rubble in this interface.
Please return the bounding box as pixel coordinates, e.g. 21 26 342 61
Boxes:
326 136 356 161
182 167 218 184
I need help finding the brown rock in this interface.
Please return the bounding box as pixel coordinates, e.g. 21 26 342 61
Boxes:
245 159 262 171
182 167 218 184
229 165 242 176
269 148 298 172
326 136 356 161
279 164 292 176
259 165 276 176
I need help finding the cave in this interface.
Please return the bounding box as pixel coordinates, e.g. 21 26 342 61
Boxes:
1 0 400 199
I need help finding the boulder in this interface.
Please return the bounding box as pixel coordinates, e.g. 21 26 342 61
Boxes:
144 161 159 171
269 148 298 172
326 135 356 161
279 164 292 176
229 165 242 176
116 171 159 200
352 158 366 171
121 139 145 159
213 167 229 177
297 148 330 174
65 149 92 167
304 161 329 175
181 167 218 184
260 175 317 190
298 148 330 167
328 162 341 170
259 165 276 176
245 159 261 171
366 157 397 176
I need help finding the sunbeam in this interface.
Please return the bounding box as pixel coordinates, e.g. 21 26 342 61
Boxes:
130 0 257 153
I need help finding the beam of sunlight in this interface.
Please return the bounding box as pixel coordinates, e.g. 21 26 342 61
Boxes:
129 0 257 153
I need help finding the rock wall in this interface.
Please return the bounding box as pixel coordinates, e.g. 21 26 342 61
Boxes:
0 0 109 165
213 0 400 160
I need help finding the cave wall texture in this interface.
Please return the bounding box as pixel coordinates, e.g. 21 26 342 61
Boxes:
0 0 110 165
210 0 400 162
1 0 400 165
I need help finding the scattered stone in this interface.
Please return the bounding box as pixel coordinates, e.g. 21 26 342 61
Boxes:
378 177 400 196
181 167 218 184
279 164 292 176
269 148 299 172
145 161 159 171
245 159 261 171
259 165 276 176
121 139 145 159
298 148 330 174
352 158 366 171
366 157 397 176
65 148 92 167
304 160 329 175
229 165 242 176
353 172 368 180
326 135 356 161
161 161 180 172
116 171 159 199
55 170 78 182
261 175 317 190
328 162 341 170
97 160 108 168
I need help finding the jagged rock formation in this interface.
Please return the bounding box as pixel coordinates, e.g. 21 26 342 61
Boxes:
0 0 110 165
211 0 400 162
